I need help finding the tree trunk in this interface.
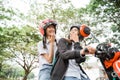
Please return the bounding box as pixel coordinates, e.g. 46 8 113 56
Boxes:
0 63 2 71
22 71 29 80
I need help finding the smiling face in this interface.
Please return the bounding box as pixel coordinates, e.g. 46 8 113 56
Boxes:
46 25 56 37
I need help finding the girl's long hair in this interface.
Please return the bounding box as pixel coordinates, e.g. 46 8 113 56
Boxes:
42 29 57 49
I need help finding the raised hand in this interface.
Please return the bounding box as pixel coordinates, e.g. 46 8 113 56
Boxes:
70 33 79 42
49 32 55 43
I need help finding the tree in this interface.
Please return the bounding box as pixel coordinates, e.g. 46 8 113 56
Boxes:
0 64 11 79
4 26 41 80
0 1 41 79
0 27 14 79
0 0 23 27
0 26 41 80
28 0 89 38
87 0 120 30
81 0 120 48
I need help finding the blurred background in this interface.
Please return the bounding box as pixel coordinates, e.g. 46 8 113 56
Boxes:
0 0 120 80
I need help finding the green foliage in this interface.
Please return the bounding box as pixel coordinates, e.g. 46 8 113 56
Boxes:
0 26 40 80
0 63 35 79
87 0 120 31
0 64 13 78
0 0 16 21
82 0 120 48
0 27 14 63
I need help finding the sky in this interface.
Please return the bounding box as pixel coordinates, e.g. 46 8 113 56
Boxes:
71 0 90 8
4 0 91 38
6 0 90 14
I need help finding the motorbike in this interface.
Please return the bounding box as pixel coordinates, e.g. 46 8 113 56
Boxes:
95 43 120 80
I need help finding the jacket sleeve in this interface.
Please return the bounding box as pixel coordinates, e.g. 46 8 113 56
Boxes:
58 38 85 60
74 42 86 63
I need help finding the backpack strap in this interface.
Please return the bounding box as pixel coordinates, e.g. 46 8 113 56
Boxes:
50 49 60 75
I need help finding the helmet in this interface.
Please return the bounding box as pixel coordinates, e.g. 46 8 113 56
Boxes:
39 19 57 36
70 26 79 31
70 24 90 38
80 24 90 37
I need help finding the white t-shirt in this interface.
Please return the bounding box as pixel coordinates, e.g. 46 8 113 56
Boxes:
37 39 58 70
65 42 87 79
